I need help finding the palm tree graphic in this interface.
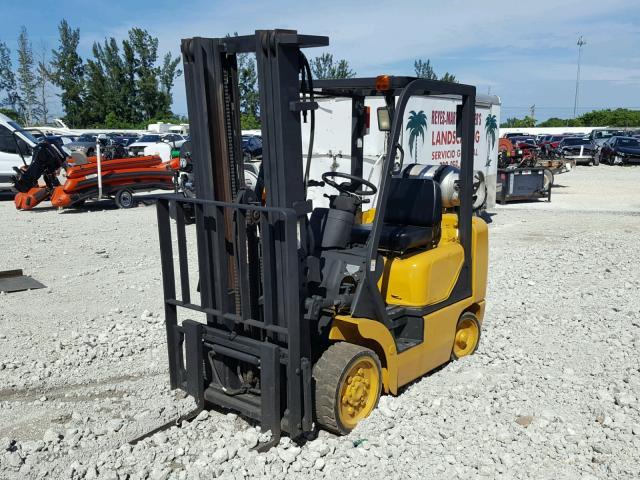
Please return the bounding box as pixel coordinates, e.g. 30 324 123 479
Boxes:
484 114 498 167
406 110 427 160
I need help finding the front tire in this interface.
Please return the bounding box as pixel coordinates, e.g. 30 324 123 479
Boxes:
313 342 382 435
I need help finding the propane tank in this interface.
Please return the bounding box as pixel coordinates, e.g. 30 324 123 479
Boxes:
401 164 487 211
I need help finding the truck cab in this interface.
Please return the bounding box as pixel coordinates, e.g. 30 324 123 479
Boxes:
0 113 37 192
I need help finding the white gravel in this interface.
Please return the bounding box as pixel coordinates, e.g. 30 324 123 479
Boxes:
1 165 639 479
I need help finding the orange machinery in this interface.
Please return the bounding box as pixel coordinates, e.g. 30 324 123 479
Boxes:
15 154 179 210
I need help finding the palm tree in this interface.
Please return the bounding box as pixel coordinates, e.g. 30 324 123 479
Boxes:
406 110 427 160
484 113 498 167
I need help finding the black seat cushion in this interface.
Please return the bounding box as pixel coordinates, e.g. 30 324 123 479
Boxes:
352 223 436 253
352 178 442 254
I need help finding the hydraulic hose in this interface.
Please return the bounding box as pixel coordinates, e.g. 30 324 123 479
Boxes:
300 52 315 194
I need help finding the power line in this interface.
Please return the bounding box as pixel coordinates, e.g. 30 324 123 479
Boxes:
501 106 640 110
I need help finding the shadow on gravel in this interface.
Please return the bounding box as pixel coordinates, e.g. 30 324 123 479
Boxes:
496 198 550 206
477 211 496 224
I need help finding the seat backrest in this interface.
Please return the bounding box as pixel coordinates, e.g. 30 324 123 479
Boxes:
383 177 442 227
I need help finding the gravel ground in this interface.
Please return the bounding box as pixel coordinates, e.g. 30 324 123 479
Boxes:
1 165 639 479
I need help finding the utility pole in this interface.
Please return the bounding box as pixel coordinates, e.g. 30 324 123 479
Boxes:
530 104 536 124
573 36 586 118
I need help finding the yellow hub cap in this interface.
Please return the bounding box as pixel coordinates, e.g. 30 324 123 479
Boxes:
338 358 379 430
453 317 479 358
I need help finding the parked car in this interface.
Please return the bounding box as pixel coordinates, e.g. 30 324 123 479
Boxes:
242 135 262 160
0 113 37 192
128 133 186 157
588 128 626 148
599 136 640 165
42 135 74 150
535 134 552 146
503 132 525 139
556 137 597 165
112 135 140 147
66 133 99 156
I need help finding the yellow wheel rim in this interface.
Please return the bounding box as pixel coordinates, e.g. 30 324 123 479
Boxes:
453 317 479 358
338 357 380 430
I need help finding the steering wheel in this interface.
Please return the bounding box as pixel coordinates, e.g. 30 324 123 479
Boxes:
321 171 378 196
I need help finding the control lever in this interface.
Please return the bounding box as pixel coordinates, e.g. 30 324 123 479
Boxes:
307 179 325 187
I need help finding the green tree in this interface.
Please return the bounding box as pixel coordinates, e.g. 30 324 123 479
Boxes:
227 33 260 128
17 26 37 125
238 53 258 117
83 42 109 126
536 117 568 127
414 59 436 79
81 29 182 127
414 59 457 82
159 52 182 114
533 109 640 128
406 110 428 160
35 43 51 124
0 42 20 112
500 116 536 128
579 108 640 127
440 72 457 83
310 53 356 79
0 108 20 121
128 28 166 121
50 20 85 127
121 39 139 125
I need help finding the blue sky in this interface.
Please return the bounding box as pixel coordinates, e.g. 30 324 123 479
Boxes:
2 0 639 122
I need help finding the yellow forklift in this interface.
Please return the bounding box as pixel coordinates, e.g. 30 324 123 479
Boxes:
153 29 488 446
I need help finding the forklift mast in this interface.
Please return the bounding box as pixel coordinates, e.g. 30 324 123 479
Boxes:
156 30 328 444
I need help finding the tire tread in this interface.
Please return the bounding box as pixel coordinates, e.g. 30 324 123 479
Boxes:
313 342 380 435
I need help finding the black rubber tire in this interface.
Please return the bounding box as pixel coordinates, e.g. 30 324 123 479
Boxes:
313 342 382 435
451 312 482 361
115 189 135 209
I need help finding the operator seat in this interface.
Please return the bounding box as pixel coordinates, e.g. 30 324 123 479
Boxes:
351 177 442 254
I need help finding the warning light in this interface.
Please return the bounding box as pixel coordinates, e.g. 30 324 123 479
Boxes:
375 75 391 91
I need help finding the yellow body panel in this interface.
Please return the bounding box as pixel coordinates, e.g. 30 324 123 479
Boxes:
329 215 489 395
471 216 489 302
379 242 464 307
361 208 376 224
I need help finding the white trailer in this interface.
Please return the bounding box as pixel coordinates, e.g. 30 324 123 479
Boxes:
302 93 501 209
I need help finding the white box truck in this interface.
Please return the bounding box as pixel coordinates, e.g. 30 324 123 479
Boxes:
302 93 501 210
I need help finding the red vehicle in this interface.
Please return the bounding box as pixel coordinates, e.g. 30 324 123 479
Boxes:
538 135 569 155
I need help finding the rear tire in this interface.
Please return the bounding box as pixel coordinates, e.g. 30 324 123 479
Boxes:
451 312 481 360
115 189 135 209
313 342 382 435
